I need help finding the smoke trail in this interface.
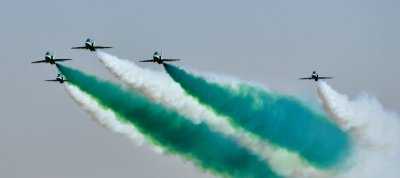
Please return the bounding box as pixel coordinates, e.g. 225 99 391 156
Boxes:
317 82 400 145
63 83 163 152
317 82 400 178
57 64 280 178
164 64 350 168
96 52 326 177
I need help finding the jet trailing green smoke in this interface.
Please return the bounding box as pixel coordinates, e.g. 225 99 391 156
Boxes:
56 64 280 178
164 63 351 168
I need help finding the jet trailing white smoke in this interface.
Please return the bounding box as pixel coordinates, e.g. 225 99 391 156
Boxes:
64 84 162 153
317 82 400 178
96 51 325 177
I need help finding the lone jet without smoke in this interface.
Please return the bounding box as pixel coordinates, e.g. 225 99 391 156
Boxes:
31 52 72 65
139 51 180 64
299 71 333 81
71 38 112 51
45 74 67 84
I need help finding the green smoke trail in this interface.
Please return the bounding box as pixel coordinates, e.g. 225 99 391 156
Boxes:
56 64 280 178
164 64 350 168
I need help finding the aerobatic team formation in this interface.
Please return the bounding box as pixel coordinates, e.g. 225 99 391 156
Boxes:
29 38 399 178
31 38 332 83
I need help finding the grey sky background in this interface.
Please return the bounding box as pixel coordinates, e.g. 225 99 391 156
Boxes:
0 0 399 177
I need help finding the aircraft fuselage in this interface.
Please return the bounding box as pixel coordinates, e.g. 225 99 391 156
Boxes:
85 42 96 51
153 55 163 64
310 71 319 81
45 54 55 64
56 76 65 83
311 74 319 81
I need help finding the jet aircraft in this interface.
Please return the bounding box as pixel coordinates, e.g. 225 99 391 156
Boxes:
299 71 333 81
139 51 180 64
45 74 67 84
31 52 72 65
71 38 112 51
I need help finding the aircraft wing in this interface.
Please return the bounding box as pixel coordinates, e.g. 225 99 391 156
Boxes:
53 59 73 62
45 79 58 82
71 46 86 49
162 59 181 62
299 77 313 80
318 77 333 79
94 46 112 49
31 60 47 63
139 59 155 62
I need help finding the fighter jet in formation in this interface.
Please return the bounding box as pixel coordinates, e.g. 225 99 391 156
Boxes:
31 51 72 65
139 51 181 64
32 38 113 84
71 38 112 52
45 73 67 84
299 71 333 81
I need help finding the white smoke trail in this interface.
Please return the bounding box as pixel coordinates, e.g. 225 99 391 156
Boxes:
96 51 327 177
317 82 400 178
64 83 163 153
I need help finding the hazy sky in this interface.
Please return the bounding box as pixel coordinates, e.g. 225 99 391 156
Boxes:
0 0 399 177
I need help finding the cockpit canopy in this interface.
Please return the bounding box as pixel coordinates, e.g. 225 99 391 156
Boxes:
46 51 54 56
86 38 94 44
